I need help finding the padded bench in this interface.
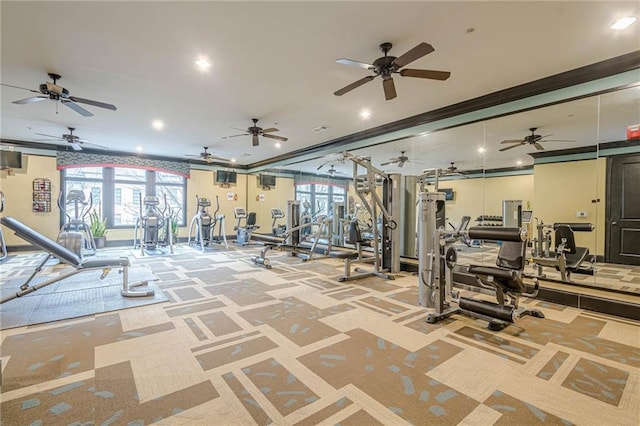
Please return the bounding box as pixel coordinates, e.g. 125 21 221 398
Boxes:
1 216 154 303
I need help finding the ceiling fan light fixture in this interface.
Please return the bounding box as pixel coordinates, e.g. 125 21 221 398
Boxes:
611 16 636 30
152 119 164 130
194 56 212 71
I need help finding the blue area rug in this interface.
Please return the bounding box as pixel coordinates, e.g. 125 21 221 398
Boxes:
0 267 168 330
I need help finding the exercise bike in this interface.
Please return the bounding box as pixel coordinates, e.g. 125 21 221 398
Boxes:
57 189 97 258
133 193 174 255
234 207 259 245
188 195 228 251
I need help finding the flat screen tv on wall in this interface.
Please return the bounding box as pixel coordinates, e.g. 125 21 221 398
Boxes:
216 170 237 184
259 174 276 187
0 151 22 170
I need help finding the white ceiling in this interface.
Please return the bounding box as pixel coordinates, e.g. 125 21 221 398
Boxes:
1 1 639 172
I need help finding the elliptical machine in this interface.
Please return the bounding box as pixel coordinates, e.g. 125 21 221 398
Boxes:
133 193 174 255
271 208 286 237
188 195 228 252
57 189 97 258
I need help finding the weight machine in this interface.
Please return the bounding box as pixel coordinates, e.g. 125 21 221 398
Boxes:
531 219 594 281
418 192 544 331
341 151 400 281
133 194 174 255
57 189 97 258
187 195 228 251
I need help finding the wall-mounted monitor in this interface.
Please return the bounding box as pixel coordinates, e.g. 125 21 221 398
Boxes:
0 150 22 170
216 170 237 184
259 174 277 187
440 188 455 201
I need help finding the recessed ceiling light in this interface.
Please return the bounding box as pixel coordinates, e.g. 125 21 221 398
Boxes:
275 142 281 148
611 16 636 30
516 160 523 165
136 146 143 153
477 147 485 153
152 119 164 130
230 158 237 163
360 109 371 120
194 56 211 71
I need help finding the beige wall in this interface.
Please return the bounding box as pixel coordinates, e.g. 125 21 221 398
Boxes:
246 174 295 232
433 174 535 231
534 159 604 255
0 155 61 245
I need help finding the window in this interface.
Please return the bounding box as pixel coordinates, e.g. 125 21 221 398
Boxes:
295 183 348 219
62 166 187 228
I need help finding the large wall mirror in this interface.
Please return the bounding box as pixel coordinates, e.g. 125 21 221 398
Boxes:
256 73 639 299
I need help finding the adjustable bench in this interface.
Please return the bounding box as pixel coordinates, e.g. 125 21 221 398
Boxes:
532 222 594 281
0 216 154 303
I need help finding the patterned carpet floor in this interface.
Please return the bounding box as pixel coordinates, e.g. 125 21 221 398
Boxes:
1 244 639 425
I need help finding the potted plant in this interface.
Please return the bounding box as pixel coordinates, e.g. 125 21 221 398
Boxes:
89 210 108 249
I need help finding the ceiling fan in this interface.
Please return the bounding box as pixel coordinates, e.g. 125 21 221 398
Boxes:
1 73 117 117
185 146 230 163
324 165 344 176
34 127 107 151
334 41 451 101
380 151 419 168
222 118 288 147
499 127 575 152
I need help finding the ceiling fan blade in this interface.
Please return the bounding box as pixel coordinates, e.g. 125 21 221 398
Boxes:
393 42 435 68
13 96 48 104
398 161 405 168
222 134 247 139
336 58 375 70
262 133 288 142
230 127 249 132
70 142 83 151
252 134 259 147
211 156 231 162
498 143 524 152
380 160 395 166
35 132 63 139
383 77 397 100
500 139 524 144
334 75 375 96
399 69 451 81
540 139 576 143
82 141 109 150
69 96 117 111
61 100 93 117
534 143 546 151
261 127 279 133
1 83 40 93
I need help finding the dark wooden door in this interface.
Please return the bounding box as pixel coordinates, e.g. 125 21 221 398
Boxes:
607 154 640 265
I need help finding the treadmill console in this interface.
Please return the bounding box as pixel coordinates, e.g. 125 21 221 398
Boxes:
234 207 247 218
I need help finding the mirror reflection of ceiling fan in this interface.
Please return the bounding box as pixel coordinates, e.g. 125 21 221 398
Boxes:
35 127 107 151
334 41 451 101
324 165 344 176
422 162 469 178
222 118 288 147
380 151 421 168
185 146 230 163
1 73 117 117
499 127 575 152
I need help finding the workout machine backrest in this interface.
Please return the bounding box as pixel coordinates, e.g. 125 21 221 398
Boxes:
554 225 577 254
495 241 527 270
247 212 257 227
1 216 82 267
